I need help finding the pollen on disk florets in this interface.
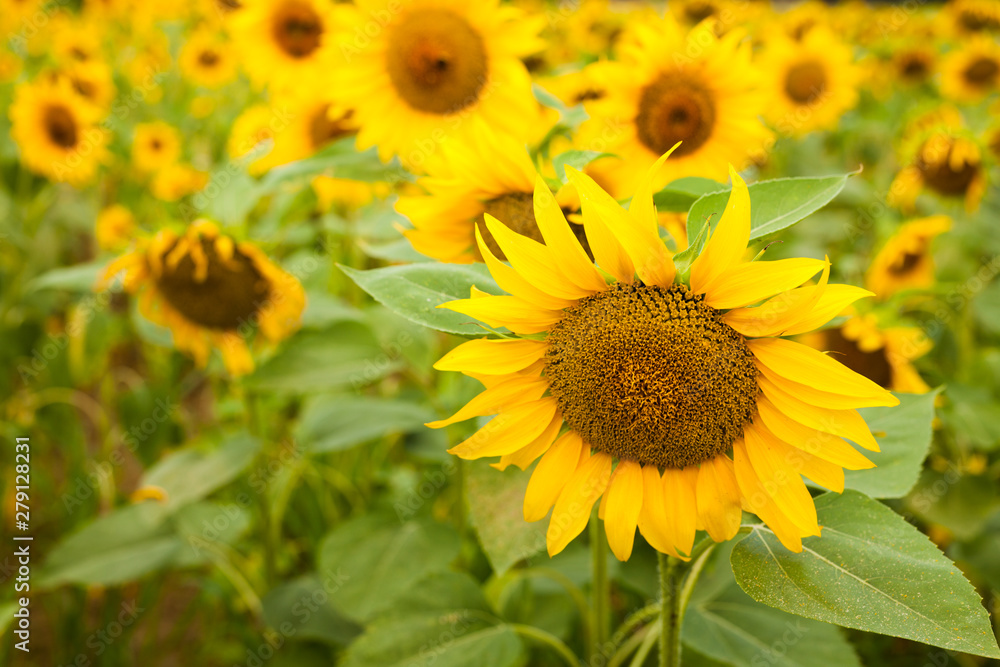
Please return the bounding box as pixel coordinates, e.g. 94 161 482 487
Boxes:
544 282 759 469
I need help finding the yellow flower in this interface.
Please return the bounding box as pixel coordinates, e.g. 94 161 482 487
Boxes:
944 0 1000 37
151 164 209 202
758 27 861 136
888 46 937 89
9 76 108 186
429 153 894 560
59 60 117 111
312 175 385 212
255 96 357 171
865 215 951 299
0 49 24 83
330 0 545 168
178 29 238 89
576 17 772 198
99 221 306 376
230 0 338 91
940 37 1000 103
132 121 181 174
96 204 136 252
51 17 104 65
228 104 285 174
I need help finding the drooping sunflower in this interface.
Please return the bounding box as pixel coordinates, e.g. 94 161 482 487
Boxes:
799 315 931 394
940 37 1000 102
132 121 181 174
866 215 952 299
889 109 988 213
428 154 895 559
330 0 545 168
577 17 772 198
758 27 861 136
9 76 108 186
229 0 338 91
178 29 238 89
100 220 306 376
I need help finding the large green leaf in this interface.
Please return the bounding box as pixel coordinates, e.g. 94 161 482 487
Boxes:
295 396 434 453
731 490 1000 658
318 515 461 623
246 321 396 392
28 260 108 292
686 174 849 249
465 461 546 576
340 263 503 336
844 391 939 498
653 177 726 212
261 574 361 646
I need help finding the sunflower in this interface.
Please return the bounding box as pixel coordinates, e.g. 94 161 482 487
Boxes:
179 29 238 89
866 215 952 299
229 0 337 91
799 315 931 394
758 27 861 136
331 0 545 168
227 104 284 174
0 49 24 83
132 121 181 174
256 96 357 171
57 60 116 110
576 17 772 198
889 110 988 213
428 153 895 559
9 76 108 186
940 37 1000 102
99 220 305 376
151 164 209 202
51 18 103 64
888 46 937 89
397 122 589 264
96 204 136 252
945 0 1000 36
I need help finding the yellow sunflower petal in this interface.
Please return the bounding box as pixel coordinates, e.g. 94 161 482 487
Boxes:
475 225 578 311
793 448 845 492
628 145 680 239
434 338 548 374
441 294 563 334
695 456 742 542
493 413 563 472
690 167 750 295
724 284 875 338
756 362 895 409
524 431 587 522
638 465 685 559
732 440 806 552
448 398 559 459
756 396 875 470
703 258 828 310
581 198 634 283
743 422 820 535
532 175 607 293
547 451 613 557
604 460 644 561
664 466 700 556
426 373 550 428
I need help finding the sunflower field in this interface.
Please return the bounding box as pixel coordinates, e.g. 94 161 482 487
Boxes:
4 0 1000 665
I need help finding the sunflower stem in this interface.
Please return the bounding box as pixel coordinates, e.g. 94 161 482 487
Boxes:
658 552 684 667
590 515 611 660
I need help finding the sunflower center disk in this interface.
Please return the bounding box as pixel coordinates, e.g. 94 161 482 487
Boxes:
636 74 716 157
386 9 488 115
544 283 759 469
899 55 930 81
917 141 979 195
273 2 323 59
964 57 999 86
199 50 221 67
784 60 827 104
823 328 892 388
155 239 271 331
45 105 78 148
475 192 541 260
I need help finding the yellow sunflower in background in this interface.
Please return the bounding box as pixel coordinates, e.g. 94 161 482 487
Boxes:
866 215 952 299
228 104 285 174
230 0 338 91
540 66 611 109
99 220 306 376
577 17 772 198
945 0 1000 36
9 76 108 186
799 315 931 394
428 153 894 560
51 17 104 64
132 121 181 174
0 49 23 83
888 45 937 89
59 60 117 111
256 96 357 170
889 109 988 213
151 164 209 202
179 29 238 89
96 204 137 252
759 27 861 136
331 0 545 169
940 37 1000 102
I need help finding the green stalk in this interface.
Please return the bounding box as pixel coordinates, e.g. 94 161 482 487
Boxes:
590 515 611 659
658 553 683 667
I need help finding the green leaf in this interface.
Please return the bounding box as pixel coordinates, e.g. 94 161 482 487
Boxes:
358 237 431 263
261 574 361 646
843 391 939 498
170 501 252 568
465 461 546 576
141 432 262 511
908 469 1000 541
653 177 726 212
295 396 434 453
246 321 396 392
552 150 614 182
686 174 850 249
731 490 1000 659
28 261 108 292
318 515 461 623
340 263 503 336
257 137 408 192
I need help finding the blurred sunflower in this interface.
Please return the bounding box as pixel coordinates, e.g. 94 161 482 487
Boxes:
59 60 116 111
179 29 238 89
946 0 1000 36
132 121 181 174
151 163 209 201
228 104 283 173
577 17 771 197
940 37 1000 102
257 96 357 170
0 50 23 83
800 315 931 393
96 204 136 252
230 0 338 91
429 154 893 560
331 0 545 168
866 215 951 299
100 220 305 375
9 76 108 186
541 66 610 108
889 46 937 89
52 19 103 64
759 28 860 136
